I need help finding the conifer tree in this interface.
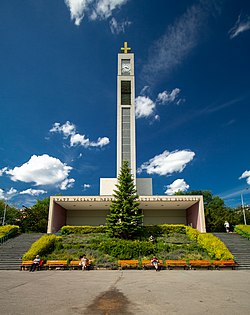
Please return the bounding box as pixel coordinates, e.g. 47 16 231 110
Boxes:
106 161 143 239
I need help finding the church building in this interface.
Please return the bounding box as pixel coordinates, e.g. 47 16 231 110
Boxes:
47 43 206 234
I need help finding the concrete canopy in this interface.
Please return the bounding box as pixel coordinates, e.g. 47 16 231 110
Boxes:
47 195 206 234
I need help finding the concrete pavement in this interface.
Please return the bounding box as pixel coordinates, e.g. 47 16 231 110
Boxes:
0 269 249 314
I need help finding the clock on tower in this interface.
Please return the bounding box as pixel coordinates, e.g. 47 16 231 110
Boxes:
121 59 131 75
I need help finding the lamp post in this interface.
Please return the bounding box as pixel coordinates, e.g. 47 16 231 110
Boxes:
1 189 7 226
240 188 249 225
2 203 7 226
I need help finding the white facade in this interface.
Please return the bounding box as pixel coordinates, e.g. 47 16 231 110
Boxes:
100 178 152 196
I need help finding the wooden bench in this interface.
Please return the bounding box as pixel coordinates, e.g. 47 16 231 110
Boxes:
20 260 33 271
213 260 238 270
20 260 43 271
69 260 81 270
141 259 164 270
69 260 93 270
189 260 212 269
118 260 139 269
166 260 188 270
44 260 68 270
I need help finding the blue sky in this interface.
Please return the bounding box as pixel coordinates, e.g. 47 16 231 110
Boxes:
0 0 250 209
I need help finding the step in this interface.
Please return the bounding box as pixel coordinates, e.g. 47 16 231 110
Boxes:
213 232 250 269
0 233 44 270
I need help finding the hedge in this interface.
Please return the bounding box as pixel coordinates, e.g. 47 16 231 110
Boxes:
234 225 250 239
60 224 187 237
185 226 200 241
60 225 107 235
98 238 159 259
0 225 20 238
143 224 187 237
186 226 234 260
22 234 59 260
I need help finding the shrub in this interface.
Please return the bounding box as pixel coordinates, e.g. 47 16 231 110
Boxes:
141 224 187 239
0 225 20 238
185 226 233 260
22 234 59 260
197 233 234 260
98 238 157 259
234 225 250 239
60 226 107 235
159 224 187 235
185 226 200 241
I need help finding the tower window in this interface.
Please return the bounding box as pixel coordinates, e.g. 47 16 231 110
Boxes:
121 107 131 166
121 81 131 105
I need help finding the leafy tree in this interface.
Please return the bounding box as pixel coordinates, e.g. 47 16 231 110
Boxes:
176 190 242 232
106 161 143 239
19 197 49 233
0 200 20 226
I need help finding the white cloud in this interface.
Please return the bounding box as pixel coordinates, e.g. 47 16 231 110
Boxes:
70 134 110 147
65 0 129 26
135 87 183 120
154 114 160 121
239 170 250 185
7 187 17 196
91 137 110 147
20 189 47 196
83 183 91 190
229 14 250 39
50 121 76 137
0 187 17 200
109 17 131 34
0 189 4 199
135 96 156 119
138 150 195 176
165 179 189 195
0 167 8 176
50 121 110 148
140 86 150 96
91 0 128 20
70 133 90 146
64 0 89 26
142 2 210 85
157 88 181 104
6 154 74 189
60 178 75 190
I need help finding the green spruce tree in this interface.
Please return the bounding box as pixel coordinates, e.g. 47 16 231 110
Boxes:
107 161 143 239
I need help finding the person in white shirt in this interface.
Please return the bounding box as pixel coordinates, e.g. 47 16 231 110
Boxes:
224 221 230 233
30 255 41 272
80 254 89 270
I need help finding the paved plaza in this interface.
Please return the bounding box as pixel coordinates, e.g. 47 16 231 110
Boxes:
0 269 249 315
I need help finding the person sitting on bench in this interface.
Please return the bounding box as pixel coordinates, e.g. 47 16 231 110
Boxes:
30 255 41 272
80 254 89 270
151 256 159 271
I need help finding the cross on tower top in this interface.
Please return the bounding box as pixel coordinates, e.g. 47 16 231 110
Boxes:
121 42 131 53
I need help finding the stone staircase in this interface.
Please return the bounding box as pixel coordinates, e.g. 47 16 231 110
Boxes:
0 233 43 270
213 232 250 269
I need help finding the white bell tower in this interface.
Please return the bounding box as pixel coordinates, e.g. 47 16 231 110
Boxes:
116 42 136 179
100 42 152 196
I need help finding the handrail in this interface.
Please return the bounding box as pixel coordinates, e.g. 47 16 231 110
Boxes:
0 229 18 245
234 226 250 240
